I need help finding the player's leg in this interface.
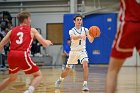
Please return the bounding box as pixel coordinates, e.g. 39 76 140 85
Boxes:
0 73 18 91
79 50 89 91
61 55 73 78
55 65 73 88
105 21 138 93
136 39 140 57
105 57 125 93
0 51 20 91
61 65 72 78
55 51 78 88
62 56 68 71
23 51 42 93
82 61 89 82
31 70 42 87
82 61 89 91
24 70 42 93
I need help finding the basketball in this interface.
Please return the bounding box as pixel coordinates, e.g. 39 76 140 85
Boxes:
89 26 101 37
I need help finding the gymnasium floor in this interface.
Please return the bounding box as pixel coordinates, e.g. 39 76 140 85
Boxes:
0 65 140 93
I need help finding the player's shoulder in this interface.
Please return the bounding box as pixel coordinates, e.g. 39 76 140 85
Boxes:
11 26 19 30
71 27 75 30
7 30 12 34
69 27 75 32
31 27 36 31
82 27 88 30
82 27 88 33
10 26 20 33
31 27 38 32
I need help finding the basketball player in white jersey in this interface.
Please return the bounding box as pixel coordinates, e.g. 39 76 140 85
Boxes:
55 15 98 91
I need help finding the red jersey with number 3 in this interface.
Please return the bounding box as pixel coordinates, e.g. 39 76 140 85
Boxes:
119 0 140 22
10 25 32 52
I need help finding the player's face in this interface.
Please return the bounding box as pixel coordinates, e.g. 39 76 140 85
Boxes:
74 17 83 26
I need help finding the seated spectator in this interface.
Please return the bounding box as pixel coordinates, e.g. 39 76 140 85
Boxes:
31 38 42 57
62 38 73 70
0 11 12 70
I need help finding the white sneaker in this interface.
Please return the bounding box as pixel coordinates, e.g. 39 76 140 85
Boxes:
82 84 89 91
24 90 33 93
55 79 62 88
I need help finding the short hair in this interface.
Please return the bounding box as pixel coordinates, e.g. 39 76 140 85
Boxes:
17 11 31 23
73 15 83 21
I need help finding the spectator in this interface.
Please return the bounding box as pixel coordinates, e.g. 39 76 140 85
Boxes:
62 38 71 70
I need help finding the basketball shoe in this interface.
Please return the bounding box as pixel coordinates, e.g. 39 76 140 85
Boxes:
82 84 89 91
55 79 62 88
24 90 33 93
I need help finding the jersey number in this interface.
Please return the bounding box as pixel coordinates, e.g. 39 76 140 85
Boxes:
79 40 81 45
16 32 24 44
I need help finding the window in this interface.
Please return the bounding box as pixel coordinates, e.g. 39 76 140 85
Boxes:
46 23 63 45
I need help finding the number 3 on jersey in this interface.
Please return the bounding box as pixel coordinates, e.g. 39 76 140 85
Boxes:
16 32 24 44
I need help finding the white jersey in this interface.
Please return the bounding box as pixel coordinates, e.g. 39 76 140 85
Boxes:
69 27 89 51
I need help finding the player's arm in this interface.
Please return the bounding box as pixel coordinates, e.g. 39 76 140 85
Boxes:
69 30 86 40
87 32 95 43
84 28 94 43
0 31 11 52
70 33 82 40
31 28 53 48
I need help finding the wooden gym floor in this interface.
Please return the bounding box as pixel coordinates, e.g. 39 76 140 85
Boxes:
0 65 140 93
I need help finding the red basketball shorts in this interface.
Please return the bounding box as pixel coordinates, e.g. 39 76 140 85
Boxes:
7 50 39 74
111 21 140 59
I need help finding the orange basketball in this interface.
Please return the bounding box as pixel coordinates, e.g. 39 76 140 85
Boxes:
89 26 101 37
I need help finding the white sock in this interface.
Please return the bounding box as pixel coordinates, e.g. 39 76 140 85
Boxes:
28 86 35 93
83 81 87 85
59 77 64 81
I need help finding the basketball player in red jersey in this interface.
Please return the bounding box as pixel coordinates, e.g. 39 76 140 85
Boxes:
105 0 140 93
0 11 52 93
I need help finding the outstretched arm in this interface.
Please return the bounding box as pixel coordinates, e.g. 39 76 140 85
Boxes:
69 29 86 40
31 28 52 48
0 31 11 52
70 33 83 40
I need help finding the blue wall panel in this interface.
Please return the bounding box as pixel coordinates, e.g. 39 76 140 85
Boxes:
63 13 117 64
63 14 77 46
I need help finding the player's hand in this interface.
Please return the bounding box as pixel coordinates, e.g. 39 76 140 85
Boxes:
79 35 86 40
46 40 53 47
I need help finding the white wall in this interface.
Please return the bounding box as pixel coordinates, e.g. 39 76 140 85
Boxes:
45 45 63 65
123 48 140 66
35 13 64 65
31 13 64 65
136 51 140 66
11 13 64 38
137 52 140 66
31 13 64 38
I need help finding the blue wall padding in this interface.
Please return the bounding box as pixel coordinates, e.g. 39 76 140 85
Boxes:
63 13 117 64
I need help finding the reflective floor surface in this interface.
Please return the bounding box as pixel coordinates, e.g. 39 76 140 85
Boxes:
0 65 140 93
